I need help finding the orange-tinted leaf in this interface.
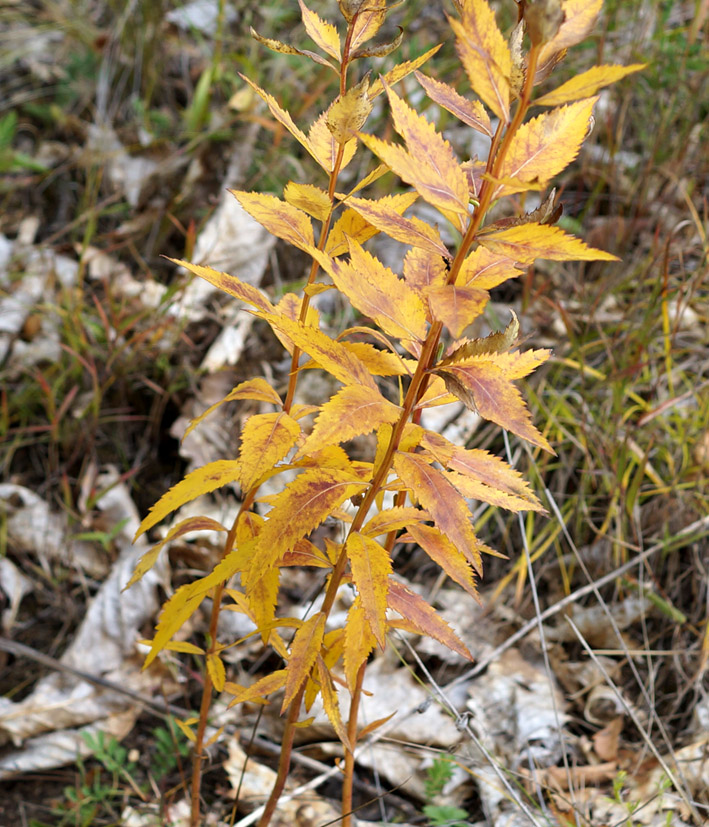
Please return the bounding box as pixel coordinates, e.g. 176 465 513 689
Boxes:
299 0 341 61
327 191 417 256
182 378 282 442
347 195 449 256
327 75 373 144
230 191 315 252
538 0 603 73
207 652 226 692
343 596 376 691
440 311 518 364
415 71 492 137
125 516 226 590
434 359 552 451
451 0 511 123
393 452 482 575
496 98 598 195
340 341 411 376
368 45 441 99
283 181 332 222
535 64 646 107
406 522 479 598
327 239 428 342
281 538 332 568
297 385 401 458
239 412 301 490
316 655 351 750
478 222 619 262
346 532 392 647
308 108 358 172
135 460 242 540
403 248 448 298
227 669 288 707
262 314 378 390
426 284 488 338
458 246 524 290
168 258 274 313
362 506 425 538
387 579 473 661
282 612 326 712
358 711 396 740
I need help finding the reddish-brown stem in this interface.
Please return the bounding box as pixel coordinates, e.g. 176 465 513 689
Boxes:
341 661 366 826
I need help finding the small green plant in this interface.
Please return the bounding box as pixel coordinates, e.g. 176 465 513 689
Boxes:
423 755 470 827
127 1 641 825
151 716 192 783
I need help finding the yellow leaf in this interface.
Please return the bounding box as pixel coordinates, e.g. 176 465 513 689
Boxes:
229 190 314 252
134 460 242 540
403 248 448 298
239 412 301 490
405 522 479 599
207 652 226 692
362 505 426 538
297 385 401 459
426 284 488 338
415 70 492 137
249 27 337 72
361 83 469 219
168 258 274 313
340 341 411 376
536 64 647 107
349 0 386 53
262 313 378 390
451 0 512 123
282 612 326 712
538 0 603 73
368 45 441 99
343 597 377 691
346 532 392 647
163 641 205 655
347 195 449 257
478 222 619 263
393 452 483 575
440 310 519 364
496 98 599 195
490 347 552 380
308 108 358 172
144 582 208 667
227 669 288 707
327 191 418 256
246 564 280 636
175 719 196 742
283 181 332 222
327 239 428 342
316 655 352 751
124 516 226 590
182 378 282 443
458 246 524 289
327 75 373 144
299 0 341 61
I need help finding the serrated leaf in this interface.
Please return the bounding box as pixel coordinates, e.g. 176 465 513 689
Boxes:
144 581 208 667
316 655 351 750
496 98 599 195
327 239 428 342
538 0 603 75
249 27 337 72
478 222 619 262
440 311 518 364
458 247 523 290
328 191 418 256
393 452 482 575
182 378 282 442
125 516 226 590
343 596 377 691
415 71 492 137
403 248 448 296
262 313 378 389
406 522 479 598
297 385 401 458
239 412 301 490
451 0 512 123
340 341 411 376
282 612 326 712
433 359 552 451
362 506 425 537
327 75 373 144
280 538 331 568
347 195 449 256
168 258 274 313
283 181 332 222
308 108 358 172
361 83 469 219
426 285 488 337
349 0 386 53
207 652 226 692
387 579 473 661
299 0 341 60
346 532 392 647
491 347 552 380
227 670 288 707
535 64 646 107
135 461 242 540
230 191 315 252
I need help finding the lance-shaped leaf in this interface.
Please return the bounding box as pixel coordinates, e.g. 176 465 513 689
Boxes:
125 516 226 590
387 579 473 661
368 45 441 98
536 64 646 107
144 580 209 667
478 222 619 263
326 239 428 342
282 612 326 712
491 347 552 380
346 532 392 647
346 195 449 257
227 670 288 707
134 460 242 540
249 27 337 72
343 596 376 691
230 191 315 253
328 191 418 256
406 522 479 599
283 181 332 222
538 0 603 75
246 565 280 635
168 258 274 313
360 83 469 219
349 0 386 53
403 247 448 297
316 655 351 750
426 284 488 338
239 412 301 490
297 385 401 459
308 108 358 172
351 27 403 60
458 247 523 290
415 71 492 137
393 451 482 575
362 506 426 538
340 341 411 377
262 313 378 390
299 0 341 61
433 358 553 452
495 98 599 195
182 378 282 442
450 0 512 123
327 75 373 144
441 311 519 364
207 652 226 692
